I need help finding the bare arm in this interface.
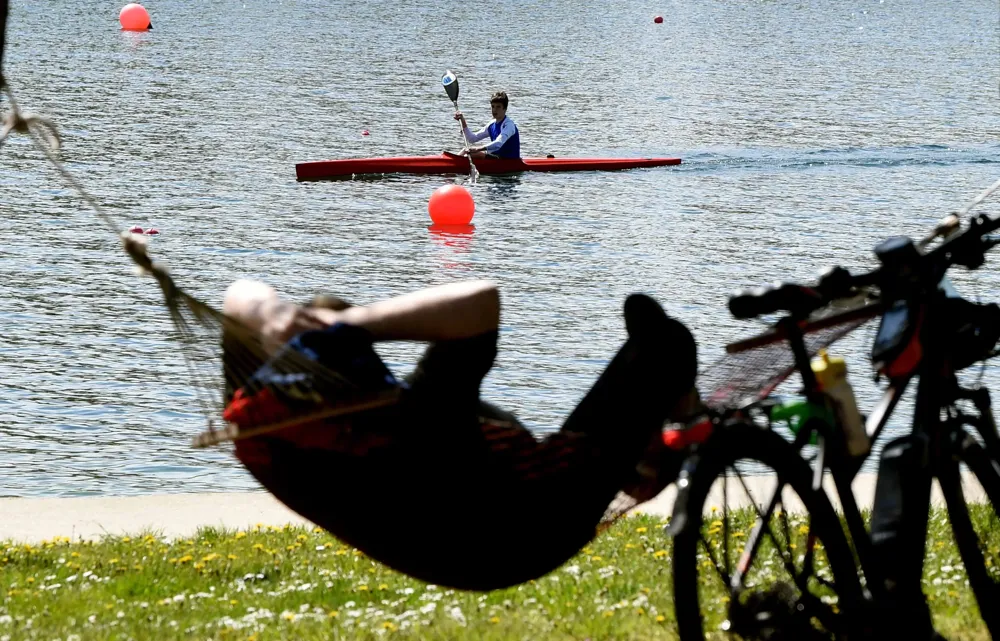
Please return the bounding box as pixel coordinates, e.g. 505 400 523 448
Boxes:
334 280 500 341
224 279 500 350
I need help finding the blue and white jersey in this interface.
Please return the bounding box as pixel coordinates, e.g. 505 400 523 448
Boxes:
463 116 520 159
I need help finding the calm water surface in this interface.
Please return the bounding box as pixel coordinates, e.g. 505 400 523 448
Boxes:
1 0 999 496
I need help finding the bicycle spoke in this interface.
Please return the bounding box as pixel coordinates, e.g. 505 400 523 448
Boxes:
699 534 732 586
723 469 731 578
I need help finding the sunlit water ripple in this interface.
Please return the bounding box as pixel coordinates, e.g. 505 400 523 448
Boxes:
1 0 998 496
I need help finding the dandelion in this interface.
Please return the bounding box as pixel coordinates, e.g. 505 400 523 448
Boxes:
379 584 389 590
625 543 636 550
656 615 666 623
635 527 648 534
26 578 34 584
235 532 247 540
123 537 131 543
383 621 398 631
636 608 645 615
230 600 238 605
228 554 238 560
109 558 119 565
178 555 193 564
313 527 323 534
653 550 667 559
358 585 369 592
283 612 296 621
297 534 308 542
489 616 500 624
328 610 339 618
603 610 614 618
202 553 220 562
591 555 602 562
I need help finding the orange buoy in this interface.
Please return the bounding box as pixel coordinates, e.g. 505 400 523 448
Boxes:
654 15 664 23
120 4 151 31
428 184 475 225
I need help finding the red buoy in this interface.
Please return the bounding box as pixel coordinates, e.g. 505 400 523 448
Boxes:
428 185 475 225
129 225 144 234
654 15 664 23
145 228 160 236
120 4 151 31
361 130 370 136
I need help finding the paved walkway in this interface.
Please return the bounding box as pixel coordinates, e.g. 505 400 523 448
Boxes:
0 472 987 543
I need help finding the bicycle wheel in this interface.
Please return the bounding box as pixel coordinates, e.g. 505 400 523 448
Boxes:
939 431 1000 637
671 424 865 641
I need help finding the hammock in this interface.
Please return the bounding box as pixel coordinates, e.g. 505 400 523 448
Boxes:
117 234 681 590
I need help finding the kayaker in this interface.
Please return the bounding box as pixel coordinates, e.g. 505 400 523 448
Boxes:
221 278 699 589
454 91 521 159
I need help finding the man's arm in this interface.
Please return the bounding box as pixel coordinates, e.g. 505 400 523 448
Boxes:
224 279 501 349
454 113 491 144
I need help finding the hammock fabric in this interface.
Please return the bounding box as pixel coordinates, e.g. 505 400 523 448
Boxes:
220 295 698 590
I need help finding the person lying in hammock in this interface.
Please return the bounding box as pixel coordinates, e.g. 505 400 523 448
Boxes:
221 279 698 591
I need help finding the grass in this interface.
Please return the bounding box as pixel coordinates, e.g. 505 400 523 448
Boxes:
0 508 997 640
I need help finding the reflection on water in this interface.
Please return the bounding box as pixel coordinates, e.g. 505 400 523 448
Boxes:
428 224 476 271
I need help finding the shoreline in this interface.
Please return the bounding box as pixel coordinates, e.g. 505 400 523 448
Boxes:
0 472 985 543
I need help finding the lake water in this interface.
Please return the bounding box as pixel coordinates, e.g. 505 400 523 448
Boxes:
1 0 998 496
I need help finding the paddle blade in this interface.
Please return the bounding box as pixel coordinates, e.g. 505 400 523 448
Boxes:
442 70 459 103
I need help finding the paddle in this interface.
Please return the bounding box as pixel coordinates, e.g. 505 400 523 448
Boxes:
442 70 479 181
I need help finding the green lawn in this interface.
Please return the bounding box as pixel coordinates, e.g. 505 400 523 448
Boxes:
0 508 996 640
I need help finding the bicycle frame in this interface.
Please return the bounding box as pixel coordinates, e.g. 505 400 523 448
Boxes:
756 290 1000 627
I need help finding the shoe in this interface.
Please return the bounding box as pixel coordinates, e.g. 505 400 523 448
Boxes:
623 293 698 387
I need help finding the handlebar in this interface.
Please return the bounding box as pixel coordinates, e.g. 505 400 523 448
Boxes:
728 212 1000 320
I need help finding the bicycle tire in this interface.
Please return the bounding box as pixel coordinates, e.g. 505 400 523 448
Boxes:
940 432 1000 637
672 425 865 641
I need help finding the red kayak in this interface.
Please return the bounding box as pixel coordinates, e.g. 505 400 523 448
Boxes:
295 153 682 181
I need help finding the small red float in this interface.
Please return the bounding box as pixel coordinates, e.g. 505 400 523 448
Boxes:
145 228 160 235
362 130 370 136
128 225 144 234
428 184 475 225
654 15 664 23
120 4 151 31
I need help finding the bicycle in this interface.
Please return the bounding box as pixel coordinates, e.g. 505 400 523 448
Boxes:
665 206 1000 640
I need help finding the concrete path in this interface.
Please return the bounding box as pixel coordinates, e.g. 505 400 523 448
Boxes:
0 472 989 543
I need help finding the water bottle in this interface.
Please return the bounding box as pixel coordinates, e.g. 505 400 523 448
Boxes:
811 349 869 457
